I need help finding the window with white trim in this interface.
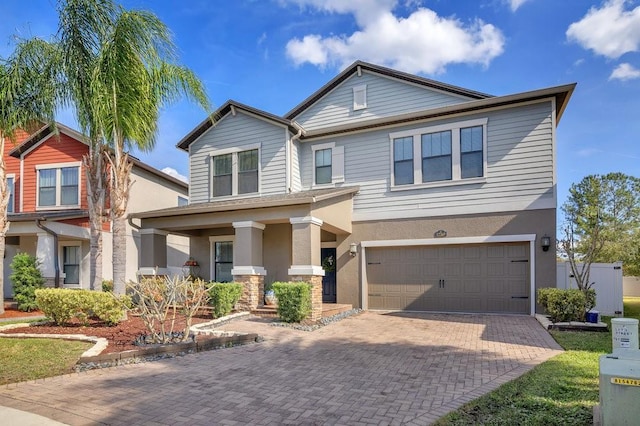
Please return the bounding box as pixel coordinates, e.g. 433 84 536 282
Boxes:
209 236 234 283
177 196 188 206
353 84 367 110
36 164 81 208
390 118 487 188
311 142 344 186
210 147 259 198
63 245 81 286
7 175 14 213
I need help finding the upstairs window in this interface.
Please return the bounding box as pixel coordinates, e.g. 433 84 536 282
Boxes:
7 175 14 213
390 118 487 189
210 146 260 198
37 164 80 208
311 142 344 186
178 196 188 206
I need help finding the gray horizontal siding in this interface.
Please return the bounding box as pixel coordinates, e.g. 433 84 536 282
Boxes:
294 71 468 131
300 101 554 217
189 112 287 203
291 140 302 192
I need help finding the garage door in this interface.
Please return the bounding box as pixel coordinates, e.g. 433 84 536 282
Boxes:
366 243 529 314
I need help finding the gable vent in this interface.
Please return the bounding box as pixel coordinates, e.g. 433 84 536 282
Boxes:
353 84 367 111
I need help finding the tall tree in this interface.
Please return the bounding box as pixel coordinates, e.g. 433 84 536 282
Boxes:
560 173 640 294
89 8 209 294
56 0 117 290
0 39 61 313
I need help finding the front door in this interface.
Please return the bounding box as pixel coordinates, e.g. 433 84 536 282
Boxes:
321 247 337 303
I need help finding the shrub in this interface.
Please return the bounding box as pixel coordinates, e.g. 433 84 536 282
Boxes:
127 276 209 343
208 282 243 318
35 288 129 326
102 280 113 293
537 288 587 323
272 281 311 323
9 253 45 312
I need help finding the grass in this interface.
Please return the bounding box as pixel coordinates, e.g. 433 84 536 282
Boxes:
434 297 640 425
0 338 92 385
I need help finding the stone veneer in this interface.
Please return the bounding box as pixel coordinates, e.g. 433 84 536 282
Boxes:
289 275 323 321
234 274 265 311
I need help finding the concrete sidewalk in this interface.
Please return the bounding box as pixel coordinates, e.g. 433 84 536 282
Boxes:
0 312 562 425
0 405 67 425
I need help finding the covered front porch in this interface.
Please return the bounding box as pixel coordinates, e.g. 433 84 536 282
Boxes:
130 187 358 320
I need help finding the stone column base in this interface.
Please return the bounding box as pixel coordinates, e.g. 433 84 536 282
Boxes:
234 274 265 311
289 275 323 321
43 277 57 288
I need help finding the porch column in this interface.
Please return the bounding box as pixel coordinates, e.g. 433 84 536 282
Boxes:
232 221 266 311
138 229 168 276
288 216 324 321
36 232 57 288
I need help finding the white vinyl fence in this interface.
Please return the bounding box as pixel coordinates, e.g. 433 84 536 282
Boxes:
556 262 623 316
623 277 640 297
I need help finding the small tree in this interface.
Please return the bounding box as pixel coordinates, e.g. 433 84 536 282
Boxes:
9 253 45 311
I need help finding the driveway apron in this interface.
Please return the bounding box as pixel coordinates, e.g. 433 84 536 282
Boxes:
0 312 562 425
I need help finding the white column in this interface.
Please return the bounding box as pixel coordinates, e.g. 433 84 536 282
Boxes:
36 232 56 279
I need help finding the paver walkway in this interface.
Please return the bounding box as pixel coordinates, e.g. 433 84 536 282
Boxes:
0 312 562 425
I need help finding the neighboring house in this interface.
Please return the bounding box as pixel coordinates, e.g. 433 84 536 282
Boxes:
2 123 189 297
130 61 575 319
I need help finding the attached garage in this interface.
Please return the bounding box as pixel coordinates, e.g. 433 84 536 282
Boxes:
363 238 533 314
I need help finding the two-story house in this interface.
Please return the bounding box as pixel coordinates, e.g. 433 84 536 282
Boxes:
130 61 575 319
3 122 190 298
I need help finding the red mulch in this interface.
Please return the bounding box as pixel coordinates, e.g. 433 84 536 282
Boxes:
0 308 45 319
0 312 215 354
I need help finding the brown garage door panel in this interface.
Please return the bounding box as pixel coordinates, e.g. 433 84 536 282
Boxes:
366 243 529 314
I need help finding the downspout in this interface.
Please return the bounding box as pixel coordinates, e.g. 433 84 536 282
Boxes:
127 215 141 230
36 219 60 288
289 121 304 193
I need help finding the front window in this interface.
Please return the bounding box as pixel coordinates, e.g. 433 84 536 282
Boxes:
211 148 259 198
315 148 332 184
422 130 452 182
460 126 483 178
393 137 414 185
214 241 233 282
7 176 14 213
63 245 80 285
37 165 80 207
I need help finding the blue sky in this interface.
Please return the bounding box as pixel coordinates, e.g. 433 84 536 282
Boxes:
1 0 639 222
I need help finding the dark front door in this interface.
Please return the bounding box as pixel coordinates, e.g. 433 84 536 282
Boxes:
321 247 337 303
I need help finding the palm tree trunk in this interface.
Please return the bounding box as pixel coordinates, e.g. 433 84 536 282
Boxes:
84 144 107 291
0 135 9 314
108 146 132 295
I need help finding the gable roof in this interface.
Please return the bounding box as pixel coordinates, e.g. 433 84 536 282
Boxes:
284 60 493 120
176 100 302 151
9 122 188 190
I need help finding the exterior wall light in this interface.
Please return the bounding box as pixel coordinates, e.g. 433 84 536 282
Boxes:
349 242 358 257
541 235 551 252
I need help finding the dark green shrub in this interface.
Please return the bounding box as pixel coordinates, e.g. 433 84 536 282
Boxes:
9 253 45 311
537 288 586 323
102 279 113 293
35 288 129 326
272 281 311 323
208 282 243 318
584 288 596 312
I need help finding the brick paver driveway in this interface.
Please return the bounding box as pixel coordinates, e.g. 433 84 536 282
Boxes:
0 312 561 425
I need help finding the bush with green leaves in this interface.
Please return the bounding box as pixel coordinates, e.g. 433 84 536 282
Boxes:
272 281 312 323
537 288 589 323
102 279 113 293
9 253 45 312
208 282 243 318
35 288 129 326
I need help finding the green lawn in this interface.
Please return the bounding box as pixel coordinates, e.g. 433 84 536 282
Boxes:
435 298 640 425
0 337 92 385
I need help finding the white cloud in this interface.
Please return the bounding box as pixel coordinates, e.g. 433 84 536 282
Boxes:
284 1 505 74
161 167 188 183
577 148 601 157
566 0 640 59
508 0 532 12
609 62 640 80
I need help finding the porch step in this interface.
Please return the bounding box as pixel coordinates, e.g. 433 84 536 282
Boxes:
251 303 353 319
3 300 17 310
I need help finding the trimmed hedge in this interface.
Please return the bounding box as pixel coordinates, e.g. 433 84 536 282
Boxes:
35 288 129 326
208 282 243 318
537 288 593 323
9 253 45 312
272 281 311 323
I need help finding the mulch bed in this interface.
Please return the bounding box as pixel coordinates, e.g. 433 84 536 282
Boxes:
0 312 216 354
0 308 45 319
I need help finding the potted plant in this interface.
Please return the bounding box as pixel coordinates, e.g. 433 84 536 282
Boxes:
264 282 277 306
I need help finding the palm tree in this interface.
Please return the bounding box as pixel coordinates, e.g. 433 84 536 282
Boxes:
56 0 117 291
89 8 209 294
0 39 61 313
